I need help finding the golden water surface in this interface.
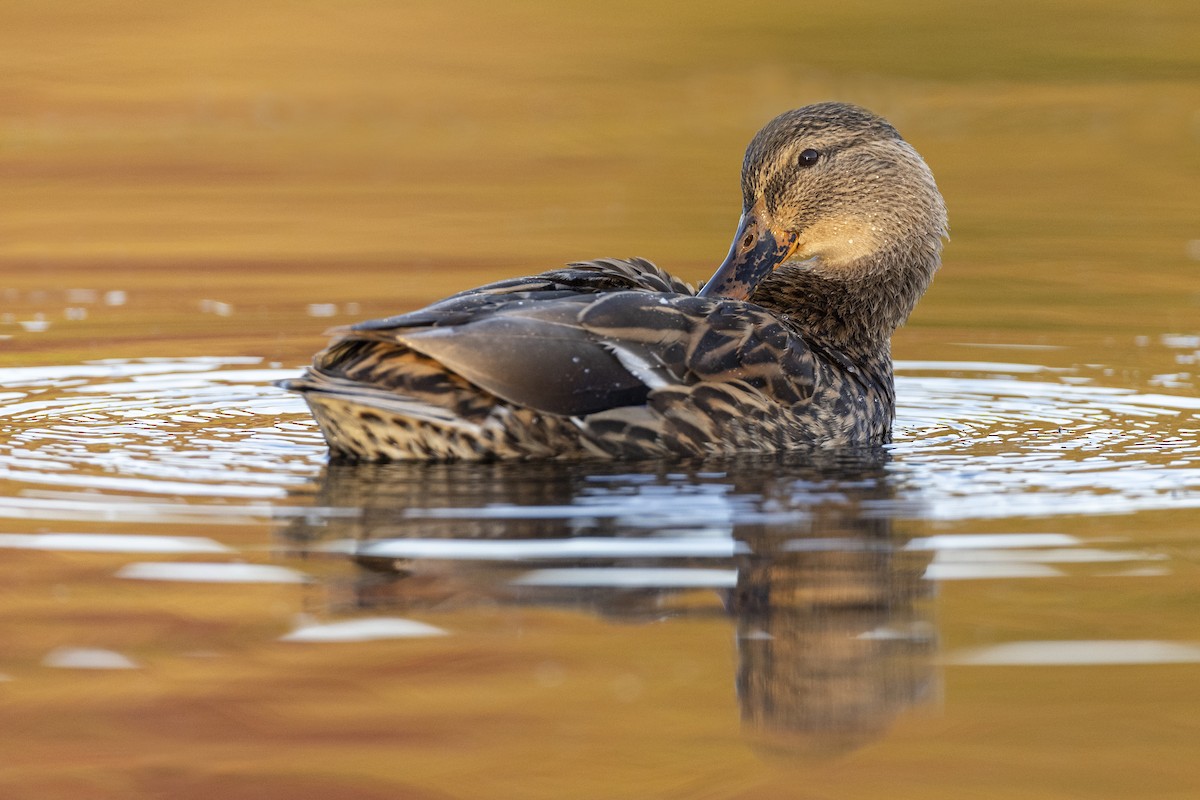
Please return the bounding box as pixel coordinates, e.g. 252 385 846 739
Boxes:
2 2 1199 798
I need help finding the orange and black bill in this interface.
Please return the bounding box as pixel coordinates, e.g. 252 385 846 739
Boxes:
697 204 798 301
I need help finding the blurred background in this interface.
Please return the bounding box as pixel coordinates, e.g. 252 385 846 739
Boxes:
2 0 1197 368
2 4 1200 799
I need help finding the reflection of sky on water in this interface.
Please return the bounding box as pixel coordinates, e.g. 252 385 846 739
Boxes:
116 562 307 583
281 617 448 642
947 640 1200 666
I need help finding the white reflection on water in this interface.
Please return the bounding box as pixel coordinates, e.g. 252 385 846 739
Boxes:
512 567 739 588
281 617 448 642
116 562 308 583
0 495 323 525
330 536 744 560
925 562 1063 580
907 533 1079 549
946 640 1200 666
931 547 1164 564
923 541 1170 580
0 533 232 553
42 647 140 670
895 360 1071 374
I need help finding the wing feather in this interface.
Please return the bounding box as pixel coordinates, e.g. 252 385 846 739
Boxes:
298 258 824 441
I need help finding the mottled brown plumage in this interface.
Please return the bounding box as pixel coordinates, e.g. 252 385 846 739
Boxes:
281 103 948 461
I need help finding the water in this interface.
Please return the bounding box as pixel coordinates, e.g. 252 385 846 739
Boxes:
2 349 1197 796
3 2 1200 797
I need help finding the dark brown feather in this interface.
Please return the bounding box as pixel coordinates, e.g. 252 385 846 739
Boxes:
281 257 893 461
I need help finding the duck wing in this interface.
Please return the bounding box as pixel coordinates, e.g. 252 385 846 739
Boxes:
303 259 693 417
353 295 656 416
353 257 693 331
313 280 820 420
577 292 819 407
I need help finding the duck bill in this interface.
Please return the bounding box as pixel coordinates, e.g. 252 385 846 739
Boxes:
697 205 799 300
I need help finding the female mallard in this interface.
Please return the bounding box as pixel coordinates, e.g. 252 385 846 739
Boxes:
282 102 947 461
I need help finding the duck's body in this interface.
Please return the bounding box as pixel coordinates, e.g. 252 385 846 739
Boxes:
283 103 947 462
287 257 893 460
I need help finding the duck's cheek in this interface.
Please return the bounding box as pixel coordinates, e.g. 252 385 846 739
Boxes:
791 217 882 269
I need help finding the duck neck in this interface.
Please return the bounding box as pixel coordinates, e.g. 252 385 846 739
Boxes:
750 248 936 361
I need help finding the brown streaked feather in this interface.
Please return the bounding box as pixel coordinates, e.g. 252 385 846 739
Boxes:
281 256 879 461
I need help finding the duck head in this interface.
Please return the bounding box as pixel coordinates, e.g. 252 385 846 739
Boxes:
700 102 948 352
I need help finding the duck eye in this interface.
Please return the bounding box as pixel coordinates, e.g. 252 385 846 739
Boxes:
797 148 821 168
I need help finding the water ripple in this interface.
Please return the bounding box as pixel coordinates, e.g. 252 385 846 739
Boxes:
892 368 1200 519
0 356 1196 523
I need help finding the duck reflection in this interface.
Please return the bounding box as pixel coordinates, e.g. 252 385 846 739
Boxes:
278 451 936 756
727 466 936 757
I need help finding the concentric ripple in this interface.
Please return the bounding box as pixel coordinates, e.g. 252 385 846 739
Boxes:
891 358 1200 519
0 355 1196 523
0 358 321 523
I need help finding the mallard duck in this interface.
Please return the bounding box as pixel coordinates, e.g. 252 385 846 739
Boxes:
281 102 948 461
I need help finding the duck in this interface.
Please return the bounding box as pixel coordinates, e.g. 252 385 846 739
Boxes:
280 102 948 461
